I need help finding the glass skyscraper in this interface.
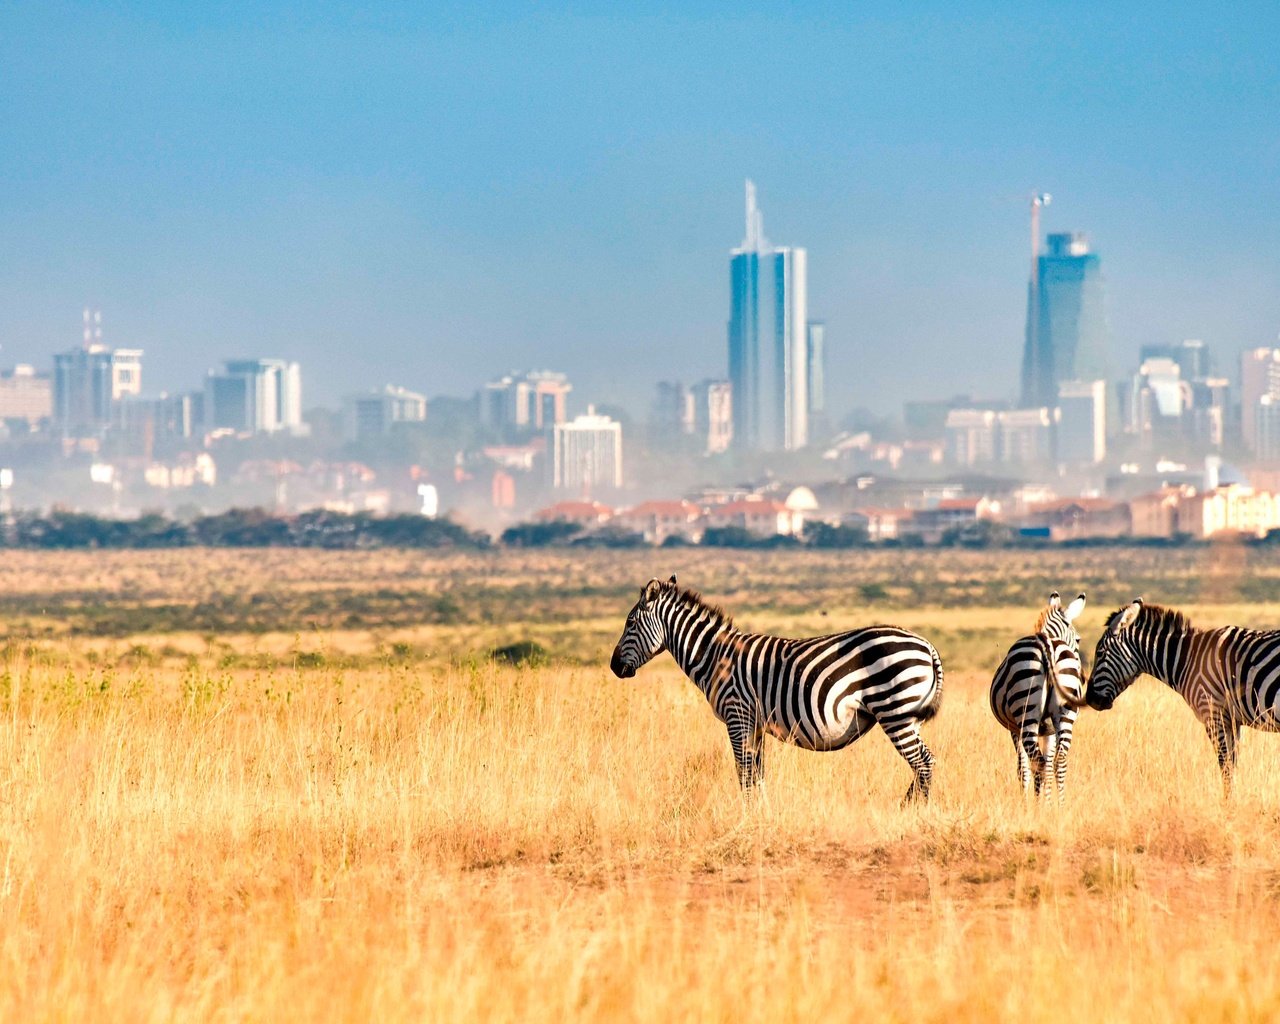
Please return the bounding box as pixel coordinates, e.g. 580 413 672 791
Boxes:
1021 232 1108 409
728 181 809 451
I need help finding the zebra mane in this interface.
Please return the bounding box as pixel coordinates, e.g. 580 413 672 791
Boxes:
665 583 735 628
1108 601 1192 634
1033 606 1059 634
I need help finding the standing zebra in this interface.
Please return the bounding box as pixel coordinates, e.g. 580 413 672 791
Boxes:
609 576 945 802
1086 598 1280 794
989 592 1086 796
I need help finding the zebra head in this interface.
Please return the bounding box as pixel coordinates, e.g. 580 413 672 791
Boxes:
1086 598 1144 711
610 575 676 678
1038 591 1086 651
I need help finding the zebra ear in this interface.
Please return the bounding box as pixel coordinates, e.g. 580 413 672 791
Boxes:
1065 593 1086 623
668 574 678 586
1048 591 1062 610
1112 598 1142 633
642 579 663 604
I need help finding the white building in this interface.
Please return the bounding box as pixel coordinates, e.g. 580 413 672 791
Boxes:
344 385 428 441
998 408 1057 463
944 409 997 465
204 359 303 435
551 405 623 492
1241 348 1280 451
691 379 733 454
1057 379 1107 463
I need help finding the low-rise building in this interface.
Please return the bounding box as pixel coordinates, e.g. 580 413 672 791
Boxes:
616 500 703 544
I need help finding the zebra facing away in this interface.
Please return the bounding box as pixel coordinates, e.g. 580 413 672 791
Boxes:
989 592 1086 797
609 576 945 802
1085 599 1280 793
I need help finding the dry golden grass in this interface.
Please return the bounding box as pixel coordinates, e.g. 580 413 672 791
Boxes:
5 549 1280 1021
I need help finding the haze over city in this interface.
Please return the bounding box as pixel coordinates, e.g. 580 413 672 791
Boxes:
2 4 1277 418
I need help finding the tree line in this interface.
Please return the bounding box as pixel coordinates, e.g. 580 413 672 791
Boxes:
0 508 489 550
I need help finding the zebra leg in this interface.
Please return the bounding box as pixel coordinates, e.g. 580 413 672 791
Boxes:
1020 731 1045 797
1054 716 1076 799
1206 715 1240 796
883 719 935 804
724 703 764 790
1013 733 1032 792
1040 732 1059 801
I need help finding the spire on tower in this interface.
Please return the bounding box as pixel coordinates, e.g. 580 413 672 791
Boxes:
742 179 766 251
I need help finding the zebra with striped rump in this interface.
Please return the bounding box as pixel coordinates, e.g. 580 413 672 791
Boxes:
1086 599 1280 794
989 592 1086 796
609 576 945 802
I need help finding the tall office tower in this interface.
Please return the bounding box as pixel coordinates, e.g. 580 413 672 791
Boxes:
53 310 143 437
806 320 825 420
1020 233 1108 409
1057 379 1108 463
551 405 623 492
728 181 808 451
344 385 428 441
1240 348 1280 451
481 370 571 434
651 380 695 442
204 358 303 434
691 379 733 454
1140 339 1209 383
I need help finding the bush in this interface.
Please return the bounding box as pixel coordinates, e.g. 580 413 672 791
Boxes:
490 640 549 667
499 520 583 547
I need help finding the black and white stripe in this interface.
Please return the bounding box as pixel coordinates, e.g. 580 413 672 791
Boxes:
1086 599 1280 793
989 592 1086 796
609 576 945 802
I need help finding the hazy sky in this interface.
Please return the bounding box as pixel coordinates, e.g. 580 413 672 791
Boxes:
1 3 1277 418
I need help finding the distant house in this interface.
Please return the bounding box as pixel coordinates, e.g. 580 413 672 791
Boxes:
1128 487 1191 538
1023 498 1130 541
843 506 913 542
534 500 614 527
907 497 1001 543
703 496 804 537
616 500 703 544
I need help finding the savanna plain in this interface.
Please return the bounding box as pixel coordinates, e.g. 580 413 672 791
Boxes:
7 544 1280 1022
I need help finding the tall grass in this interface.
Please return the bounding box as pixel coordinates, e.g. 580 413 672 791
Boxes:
5 642 1280 1022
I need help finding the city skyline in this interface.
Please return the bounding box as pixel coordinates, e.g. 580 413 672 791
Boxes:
1 5 1277 418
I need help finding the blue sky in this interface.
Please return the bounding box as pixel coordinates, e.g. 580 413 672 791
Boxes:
1 3 1277 416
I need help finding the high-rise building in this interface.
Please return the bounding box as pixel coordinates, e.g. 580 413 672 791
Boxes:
806 320 825 420
1256 394 1280 463
944 409 998 465
651 381 695 442
691 379 733 454
551 405 623 492
52 311 143 437
204 358 303 435
481 370 571 435
1056 379 1107 464
0 365 52 425
344 385 428 441
1240 348 1280 451
728 181 808 451
1021 233 1108 409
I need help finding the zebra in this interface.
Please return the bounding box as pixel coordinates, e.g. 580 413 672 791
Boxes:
609 575 945 802
1085 598 1280 794
988 592 1086 797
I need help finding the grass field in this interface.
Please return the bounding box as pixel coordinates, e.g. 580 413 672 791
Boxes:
5 547 1280 1021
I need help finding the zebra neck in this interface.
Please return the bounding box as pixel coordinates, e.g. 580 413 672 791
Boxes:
659 604 738 688
1138 625 1193 692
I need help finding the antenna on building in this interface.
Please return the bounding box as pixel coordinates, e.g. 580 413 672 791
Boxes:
83 307 103 348
743 179 765 251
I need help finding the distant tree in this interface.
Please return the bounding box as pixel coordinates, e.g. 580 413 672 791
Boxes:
500 520 582 547
803 521 870 549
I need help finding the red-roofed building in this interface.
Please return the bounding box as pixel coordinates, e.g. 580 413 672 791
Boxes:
703 496 805 537
534 500 614 525
1024 498 1130 541
843 506 913 542
616 500 703 544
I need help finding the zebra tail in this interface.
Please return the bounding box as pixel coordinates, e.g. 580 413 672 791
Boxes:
918 643 944 722
1037 632 1084 709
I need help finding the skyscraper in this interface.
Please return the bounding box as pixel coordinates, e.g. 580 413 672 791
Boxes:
1020 233 1108 409
204 358 303 435
53 310 143 438
728 181 809 451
